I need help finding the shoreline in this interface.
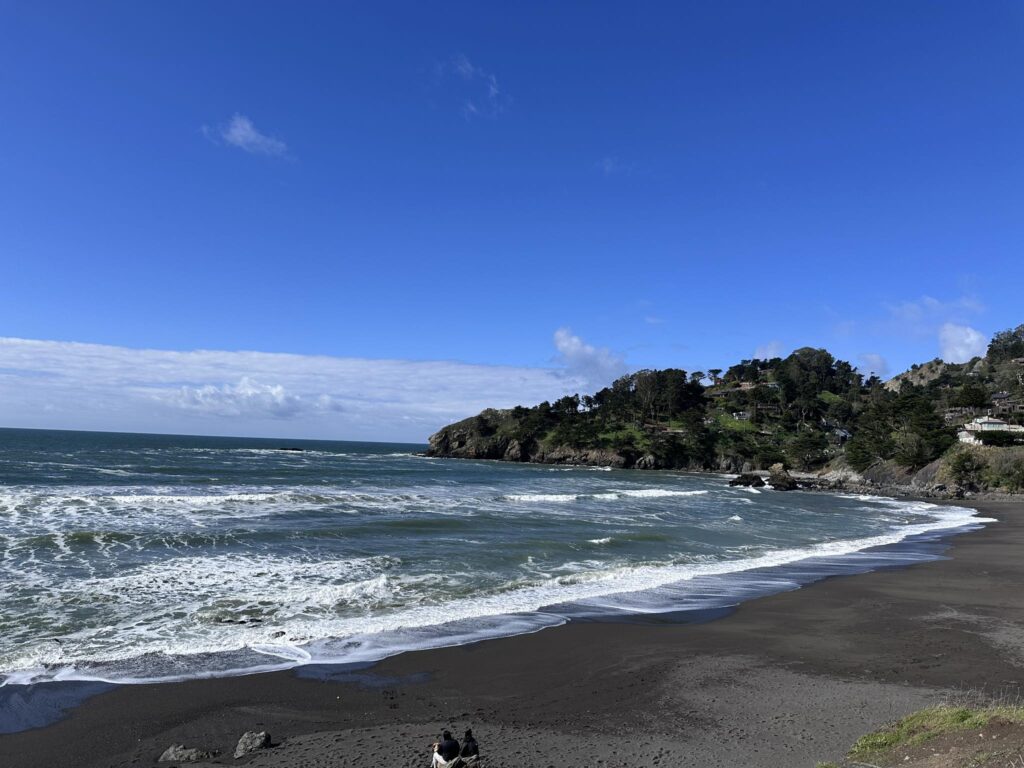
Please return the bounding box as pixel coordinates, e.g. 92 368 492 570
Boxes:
0 490 987 690
1 498 1020 767
421 449 1024 502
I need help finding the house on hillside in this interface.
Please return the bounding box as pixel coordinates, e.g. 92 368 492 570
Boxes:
732 411 751 421
958 416 1024 444
991 391 1024 416
944 406 982 423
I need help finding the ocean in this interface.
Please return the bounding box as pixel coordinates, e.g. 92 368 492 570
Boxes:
0 428 990 687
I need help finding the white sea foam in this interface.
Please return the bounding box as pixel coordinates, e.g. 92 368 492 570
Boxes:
504 493 580 503
0 494 991 687
617 489 708 498
728 515 743 521
0 443 995 689
505 489 708 503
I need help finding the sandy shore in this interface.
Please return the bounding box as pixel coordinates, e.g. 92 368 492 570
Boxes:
1 499 1021 768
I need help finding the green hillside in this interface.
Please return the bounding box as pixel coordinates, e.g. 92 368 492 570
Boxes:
426 325 1024 494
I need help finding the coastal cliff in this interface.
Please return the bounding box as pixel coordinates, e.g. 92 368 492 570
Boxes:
426 410 651 468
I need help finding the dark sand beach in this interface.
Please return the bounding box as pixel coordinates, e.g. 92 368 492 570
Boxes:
1 499 1020 768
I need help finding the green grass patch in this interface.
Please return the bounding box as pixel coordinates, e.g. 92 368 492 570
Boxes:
817 391 844 406
593 425 649 450
715 412 757 432
849 705 1024 761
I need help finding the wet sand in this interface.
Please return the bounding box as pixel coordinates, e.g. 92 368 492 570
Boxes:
1 499 1020 768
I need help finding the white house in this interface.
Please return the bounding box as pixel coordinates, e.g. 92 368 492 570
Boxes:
958 416 1024 444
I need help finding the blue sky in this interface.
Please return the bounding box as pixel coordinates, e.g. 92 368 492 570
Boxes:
1 2 1022 440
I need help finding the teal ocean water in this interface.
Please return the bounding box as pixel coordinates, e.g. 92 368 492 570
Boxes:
0 428 989 686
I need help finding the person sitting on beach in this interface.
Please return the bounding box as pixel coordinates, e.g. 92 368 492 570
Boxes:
460 729 479 759
431 730 461 767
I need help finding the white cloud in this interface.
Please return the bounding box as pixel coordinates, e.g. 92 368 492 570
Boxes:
857 353 890 378
884 294 984 332
753 341 783 360
206 114 287 156
552 328 627 390
439 54 510 119
0 337 600 442
938 323 988 363
163 377 343 419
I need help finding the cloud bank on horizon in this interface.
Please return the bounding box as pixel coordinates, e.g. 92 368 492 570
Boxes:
0 310 993 442
0 330 621 442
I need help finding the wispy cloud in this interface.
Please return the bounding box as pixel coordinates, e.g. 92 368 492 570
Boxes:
857 353 890 378
938 323 988 363
204 114 288 156
437 54 510 119
0 336 612 442
753 341 783 360
552 328 627 390
884 294 984 330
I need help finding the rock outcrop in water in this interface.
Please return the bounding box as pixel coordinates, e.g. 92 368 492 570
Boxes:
729 473 766 488
767 464 800 491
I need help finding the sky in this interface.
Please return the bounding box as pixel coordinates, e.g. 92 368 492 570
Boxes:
1 2 1022 442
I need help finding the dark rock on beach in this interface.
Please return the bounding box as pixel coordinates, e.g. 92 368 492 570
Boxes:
234 730 271 758
158 744 218 762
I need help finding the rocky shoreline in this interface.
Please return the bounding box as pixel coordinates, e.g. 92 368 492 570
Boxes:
423 423 1018 502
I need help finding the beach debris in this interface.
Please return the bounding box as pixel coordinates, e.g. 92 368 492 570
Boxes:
729 472 766 488
158 744 219 762
234 730 272 758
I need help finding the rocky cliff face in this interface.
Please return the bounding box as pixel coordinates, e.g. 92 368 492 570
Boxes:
426 420 636 467
424 413 515 461
425 411 646 468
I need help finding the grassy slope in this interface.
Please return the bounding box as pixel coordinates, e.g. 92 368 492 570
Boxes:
818 705 1024 767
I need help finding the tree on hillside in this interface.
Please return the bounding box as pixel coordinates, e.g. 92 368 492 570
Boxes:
987 324 1024 363
845 396 895 471
634 370 660 424
775 348 861 425
951 383 989 408
948 449 987 491
787 429 828 470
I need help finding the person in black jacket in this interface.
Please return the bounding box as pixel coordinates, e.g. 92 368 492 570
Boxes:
431 730 461 766
460 729 479 758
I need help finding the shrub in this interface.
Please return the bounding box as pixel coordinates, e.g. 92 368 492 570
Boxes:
947 449 987 490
